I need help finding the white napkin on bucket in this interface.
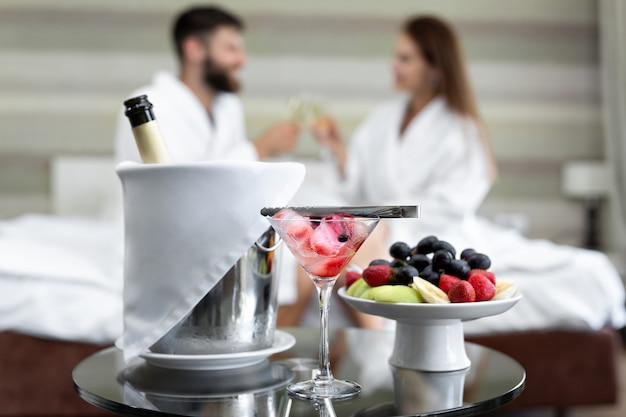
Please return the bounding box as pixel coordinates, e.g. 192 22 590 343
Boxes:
116 160 305 361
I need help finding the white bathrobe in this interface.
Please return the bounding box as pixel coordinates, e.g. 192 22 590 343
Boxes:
114 71 257 164
337 96 626 335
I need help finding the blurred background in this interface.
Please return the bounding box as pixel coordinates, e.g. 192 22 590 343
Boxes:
0 0 623 264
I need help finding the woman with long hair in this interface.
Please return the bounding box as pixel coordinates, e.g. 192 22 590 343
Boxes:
313 15 496 238
297 15 625 335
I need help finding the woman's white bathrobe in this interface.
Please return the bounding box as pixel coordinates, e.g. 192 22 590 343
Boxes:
114 71 257 164
337 96 626 335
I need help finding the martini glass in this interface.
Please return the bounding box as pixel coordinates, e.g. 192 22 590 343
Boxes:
266 208 380 400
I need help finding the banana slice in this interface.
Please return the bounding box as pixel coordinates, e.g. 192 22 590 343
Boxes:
411 277 450 304
493 280 518 300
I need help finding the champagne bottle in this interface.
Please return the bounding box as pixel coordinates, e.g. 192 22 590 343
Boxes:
123 95 173 163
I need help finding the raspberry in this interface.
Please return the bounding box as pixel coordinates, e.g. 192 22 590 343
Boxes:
448 281 476 303
362 265 395 287
468 274 496 302
310 257 348 278
438 274 461 294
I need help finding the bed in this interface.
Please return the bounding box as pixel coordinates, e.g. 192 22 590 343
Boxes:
0 157 623 416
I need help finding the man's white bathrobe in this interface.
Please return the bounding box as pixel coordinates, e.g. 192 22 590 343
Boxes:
114 71 299 308
337 96 626 335
114 71 257 163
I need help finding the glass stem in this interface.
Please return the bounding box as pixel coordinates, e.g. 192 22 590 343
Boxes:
313 278 336 383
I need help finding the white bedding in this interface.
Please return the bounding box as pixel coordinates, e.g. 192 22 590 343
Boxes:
0 214 624 344
0 214 296 344
0 215 123 343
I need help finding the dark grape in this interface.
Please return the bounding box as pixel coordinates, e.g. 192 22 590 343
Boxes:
432 249 453 272
369 259 391 267
389 241 412 260
419 265 440 285
460 248 476 261
394 265 419 285
432 240 456 258
446 259 471 279
416 235 438 254
390 259 406 268
467 253 491 270
407 254 430 272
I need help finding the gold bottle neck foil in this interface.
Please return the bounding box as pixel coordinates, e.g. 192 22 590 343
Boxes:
132 120 173 164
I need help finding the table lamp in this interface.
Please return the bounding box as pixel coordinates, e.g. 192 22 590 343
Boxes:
561 161 609 249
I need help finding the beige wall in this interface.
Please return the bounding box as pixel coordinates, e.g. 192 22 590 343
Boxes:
0 0 604 246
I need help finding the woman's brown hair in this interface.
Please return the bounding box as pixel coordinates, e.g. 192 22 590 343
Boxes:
403 16 497 178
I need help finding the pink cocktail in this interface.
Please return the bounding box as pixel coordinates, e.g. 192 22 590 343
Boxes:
267 208 380 399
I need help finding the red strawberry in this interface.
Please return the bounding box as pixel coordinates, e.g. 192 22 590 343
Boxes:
438 274 461 294
468 274 496 301
345 271 361 289
286 221 312 241
448 281 476 303
309 257 349 278
362 265 394 287
469 269 496 285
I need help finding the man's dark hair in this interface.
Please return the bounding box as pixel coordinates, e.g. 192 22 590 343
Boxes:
172 6 244 60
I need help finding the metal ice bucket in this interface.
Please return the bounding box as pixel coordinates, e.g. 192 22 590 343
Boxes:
150 227 281 355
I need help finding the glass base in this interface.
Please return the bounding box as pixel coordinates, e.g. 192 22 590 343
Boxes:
287 378 361 400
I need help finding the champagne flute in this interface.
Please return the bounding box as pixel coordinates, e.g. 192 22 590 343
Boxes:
285 96 309 125
308 98 330 137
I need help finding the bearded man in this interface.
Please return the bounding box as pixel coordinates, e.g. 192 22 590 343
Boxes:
114 6 299 163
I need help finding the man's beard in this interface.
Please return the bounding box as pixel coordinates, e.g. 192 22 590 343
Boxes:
203 57 241 93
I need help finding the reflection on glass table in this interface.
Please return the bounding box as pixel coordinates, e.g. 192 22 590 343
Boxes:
73 327 525 417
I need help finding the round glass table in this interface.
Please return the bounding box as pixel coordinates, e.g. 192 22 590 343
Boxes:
73 327 525 417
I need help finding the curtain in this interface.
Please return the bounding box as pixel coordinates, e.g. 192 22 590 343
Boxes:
599 0 626 250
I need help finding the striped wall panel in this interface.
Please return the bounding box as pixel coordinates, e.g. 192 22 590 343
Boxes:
0 0 603 244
